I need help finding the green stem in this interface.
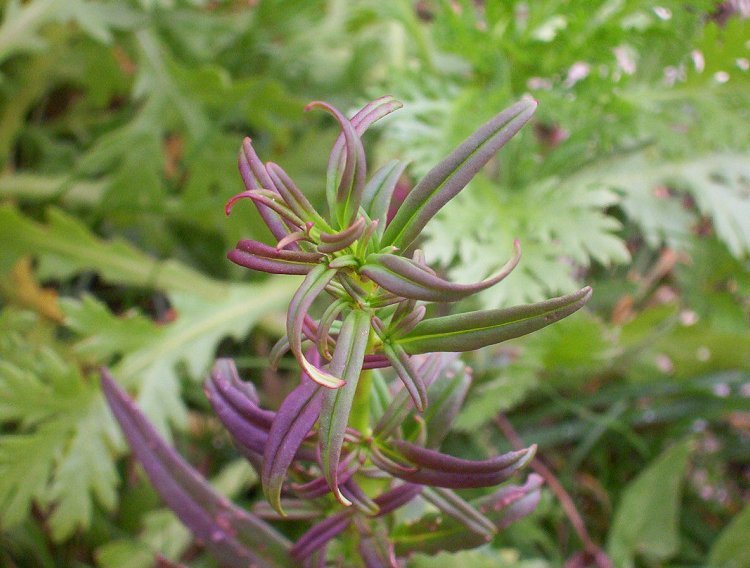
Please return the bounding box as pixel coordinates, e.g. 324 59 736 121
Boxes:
350 332 376 435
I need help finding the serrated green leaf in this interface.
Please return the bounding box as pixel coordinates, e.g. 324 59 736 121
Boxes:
607 440 693 568
0 206 224 298
64 279 297 436
0 342 119 540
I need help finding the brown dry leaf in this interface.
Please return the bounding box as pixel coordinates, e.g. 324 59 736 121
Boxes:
1 257 64 322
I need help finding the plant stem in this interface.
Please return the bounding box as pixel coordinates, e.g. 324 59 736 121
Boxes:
350 333 376 435
351 368 373 435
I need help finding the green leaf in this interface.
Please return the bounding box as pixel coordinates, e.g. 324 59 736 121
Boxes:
0 206 224 298
424 174 628 307
383 98 537 250
601 153 750 257
455 363 538 432
607 440 693 568
0 333 120 540
707 505 750 568
319 309 370 505
395 287 592 354
409 549 549 568
64 279 297 436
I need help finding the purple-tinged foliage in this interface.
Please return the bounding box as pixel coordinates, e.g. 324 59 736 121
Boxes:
103 96 594 566
101 371 292 567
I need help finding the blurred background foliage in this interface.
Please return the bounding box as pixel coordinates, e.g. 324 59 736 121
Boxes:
0 0 748 566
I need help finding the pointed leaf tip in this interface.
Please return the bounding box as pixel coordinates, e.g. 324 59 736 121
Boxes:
383 98 537 249
396 286 593 354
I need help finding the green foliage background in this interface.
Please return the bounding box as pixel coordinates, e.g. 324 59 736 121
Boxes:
0 0 748 566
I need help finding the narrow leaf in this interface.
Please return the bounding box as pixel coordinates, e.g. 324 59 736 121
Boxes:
421 362 472 448
287 265 343 388
101 371 291 567
382 342 428 412
290 511 353 562
262 366 324 516
228 239 322 276
377 443 536 488
307 101 366 227
317 216 366 254
383 98 537 249
421 486 496 537
392 474 543 555
362 159 408 238
265 161 330 229
326 96 403 214
319 310 370 505
396 286 592 354
238 138 289 242
360 240 520 302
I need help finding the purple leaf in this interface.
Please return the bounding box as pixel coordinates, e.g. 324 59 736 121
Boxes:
391 440 535 474
205 369 271 456
373 482 423 517
262 368 324 516
292 450 361 499
266 161 330 230
307 101 367 227
317 216 366 254
238 137 290 242
392 474 543 555
396 286 593 354
341 478 380 516
360 239 520 302
290 511 353 562
287 264 343 388
326 96 403 215
377 442 536 488
319 309 371 506
226 189 305 229
421 362 472 448
356 519 398 568
101 370 291 567
373 354 448 438
383 98 537 249
227 239 322 275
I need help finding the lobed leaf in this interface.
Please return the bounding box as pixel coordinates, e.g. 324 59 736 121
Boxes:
382 98 537 249
101 370 291 567
396 286 592 354
319 309 371 506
